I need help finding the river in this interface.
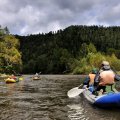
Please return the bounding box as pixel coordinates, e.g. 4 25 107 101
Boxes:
0 75 120 120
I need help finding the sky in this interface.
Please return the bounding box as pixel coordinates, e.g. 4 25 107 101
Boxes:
0 0 120 35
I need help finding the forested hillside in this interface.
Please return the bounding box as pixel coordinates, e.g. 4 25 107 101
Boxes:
16 25 120 74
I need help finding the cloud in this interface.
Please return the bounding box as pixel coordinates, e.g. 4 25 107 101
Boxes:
97 2 120 25
0 0 120 35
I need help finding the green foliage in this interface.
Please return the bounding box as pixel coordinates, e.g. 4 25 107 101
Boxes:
46 48 72 73
0 27 22 73
86 52 105 67
79 43 88 57
73 65 92 74
106 54 120 71
87 43 97 53
68 58 80 73
107 48 120 59
73 52 120 74
16 25 120 74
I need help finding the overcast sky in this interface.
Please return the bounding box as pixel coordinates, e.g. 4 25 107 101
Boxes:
0 0 120 35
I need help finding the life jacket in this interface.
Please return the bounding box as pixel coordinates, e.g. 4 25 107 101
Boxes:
89 73 96 85
99 70 115 86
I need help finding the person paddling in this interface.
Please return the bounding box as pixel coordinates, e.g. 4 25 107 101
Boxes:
94 61 120 95
83 68 98 92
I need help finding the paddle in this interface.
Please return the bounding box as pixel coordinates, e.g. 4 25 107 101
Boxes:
67 84 86 98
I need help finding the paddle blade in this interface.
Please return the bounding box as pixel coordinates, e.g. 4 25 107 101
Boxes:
67 87 84 98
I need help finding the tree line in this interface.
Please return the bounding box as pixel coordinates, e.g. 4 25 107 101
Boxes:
15 25 120 74
1 25 120 74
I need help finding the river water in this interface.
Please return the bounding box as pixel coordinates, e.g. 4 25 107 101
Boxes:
0 75 120 120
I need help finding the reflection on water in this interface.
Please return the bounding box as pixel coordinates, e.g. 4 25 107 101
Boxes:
0 75 120 120
68 104 87 120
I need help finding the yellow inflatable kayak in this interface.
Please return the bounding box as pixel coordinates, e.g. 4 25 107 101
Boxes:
33 76 41 80
19 77 23 80
5 78 16 83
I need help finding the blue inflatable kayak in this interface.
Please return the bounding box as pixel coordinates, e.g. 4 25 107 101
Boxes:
83 87 120 108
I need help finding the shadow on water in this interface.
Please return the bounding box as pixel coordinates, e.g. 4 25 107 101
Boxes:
0 75 120 120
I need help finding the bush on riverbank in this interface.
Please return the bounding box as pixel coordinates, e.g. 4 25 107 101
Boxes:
72 51 120 74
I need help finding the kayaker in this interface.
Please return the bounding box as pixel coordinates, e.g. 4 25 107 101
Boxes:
35 73 39 76
33 73 40 80
9 74 17 80
83 68 98 92
94 61 120 95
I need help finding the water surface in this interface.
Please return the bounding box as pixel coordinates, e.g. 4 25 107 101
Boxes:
0 75 120 120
